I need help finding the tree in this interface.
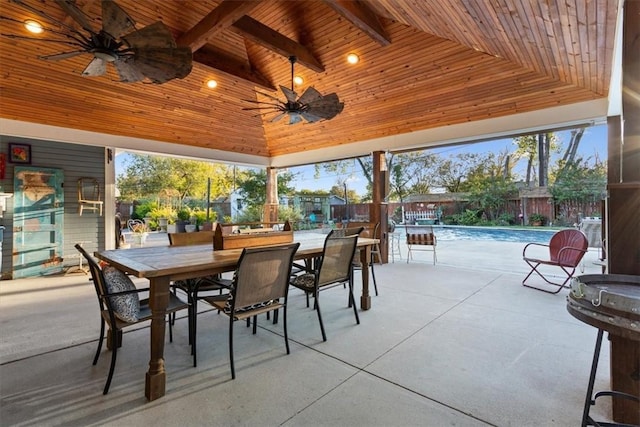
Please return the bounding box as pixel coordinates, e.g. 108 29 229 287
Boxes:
463 151 518 221
434 153 487 192
512 132 559 186
236 169 297 208
549 157 607 204
117 154 235 203
388 151 437 201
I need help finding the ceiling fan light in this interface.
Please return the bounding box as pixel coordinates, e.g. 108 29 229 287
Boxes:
206 79 218 89
293 75 304 86
347 53 359 64
24 20 43 34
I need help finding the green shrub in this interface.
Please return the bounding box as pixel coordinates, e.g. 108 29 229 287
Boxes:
529 213 547 225
278 205 304 223
133 200 158 220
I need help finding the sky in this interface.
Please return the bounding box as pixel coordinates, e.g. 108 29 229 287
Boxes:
116 124 608 197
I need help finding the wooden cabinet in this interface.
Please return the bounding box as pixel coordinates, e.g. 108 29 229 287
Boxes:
12 167 64 278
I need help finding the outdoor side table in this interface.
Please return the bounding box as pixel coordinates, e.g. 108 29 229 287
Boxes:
567 274 640 426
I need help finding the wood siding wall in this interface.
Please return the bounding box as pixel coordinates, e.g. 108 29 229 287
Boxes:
0 136 106 280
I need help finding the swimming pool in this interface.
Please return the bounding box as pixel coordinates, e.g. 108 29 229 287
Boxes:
400 225 557 244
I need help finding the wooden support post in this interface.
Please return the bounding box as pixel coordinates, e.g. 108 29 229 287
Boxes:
264 167 279 223
372 151 389 263
604 2 640 423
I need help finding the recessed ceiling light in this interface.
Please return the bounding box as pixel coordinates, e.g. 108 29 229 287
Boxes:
293 75 304 86
206 79 218 89
347 53 359 64
24 20 43 34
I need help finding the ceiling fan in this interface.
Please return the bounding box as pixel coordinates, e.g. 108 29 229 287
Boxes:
0 0 192 83
244 56 344 125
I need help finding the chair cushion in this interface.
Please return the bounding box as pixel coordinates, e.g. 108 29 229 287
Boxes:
291 273 316 290
103 266 140 322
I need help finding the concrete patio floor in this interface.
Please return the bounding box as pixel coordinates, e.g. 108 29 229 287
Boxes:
0 234 614 426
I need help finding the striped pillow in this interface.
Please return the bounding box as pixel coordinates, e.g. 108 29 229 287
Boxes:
407 233 435 245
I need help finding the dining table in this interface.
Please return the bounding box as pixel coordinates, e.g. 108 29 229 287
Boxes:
95 236 378 401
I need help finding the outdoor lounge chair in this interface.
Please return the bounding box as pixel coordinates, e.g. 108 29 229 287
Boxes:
522 229 589 294
406 225 437 265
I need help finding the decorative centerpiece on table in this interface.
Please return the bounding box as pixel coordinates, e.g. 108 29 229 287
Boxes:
130 221 149 246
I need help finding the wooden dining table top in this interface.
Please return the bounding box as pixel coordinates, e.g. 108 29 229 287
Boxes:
95 237 379 281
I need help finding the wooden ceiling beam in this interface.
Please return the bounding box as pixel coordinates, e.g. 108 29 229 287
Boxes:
176 0 258 51
194 47 275 91
323 0 390 46
231 15 325 73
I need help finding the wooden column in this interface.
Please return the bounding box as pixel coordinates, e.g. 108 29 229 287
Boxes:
605 1 640 423
372 151 389 263
264 167 278 223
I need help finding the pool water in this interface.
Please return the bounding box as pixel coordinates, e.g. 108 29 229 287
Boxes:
401 225 557 244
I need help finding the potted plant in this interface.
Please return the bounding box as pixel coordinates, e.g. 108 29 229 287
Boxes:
176 208 191 233
529 213 546 226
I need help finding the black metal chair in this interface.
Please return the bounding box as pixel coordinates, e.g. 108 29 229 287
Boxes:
168 231 232 367
329 225 380 296
290 234 360 342
75 244 189 394
200 243 300 379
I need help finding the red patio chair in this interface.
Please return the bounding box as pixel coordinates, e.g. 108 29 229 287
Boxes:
522 229 589 294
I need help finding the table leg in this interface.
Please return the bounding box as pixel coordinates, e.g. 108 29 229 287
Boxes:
610 334 640 424
360 245 371 310
145 276 170 401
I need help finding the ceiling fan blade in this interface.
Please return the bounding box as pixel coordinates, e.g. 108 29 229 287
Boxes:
301 111 322 123
122 21 176 49
38 50 86 61
113 58 145 82
128 47 192 83
279 85 297 103
81 57 106 76
306 93 344 120
271 112 287 123
297 86 323 105
54 0 97 33
101 0 135 39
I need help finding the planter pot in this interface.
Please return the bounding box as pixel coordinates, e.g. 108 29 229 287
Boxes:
176 220 188 233
532 221 542 226
158 217 168 232
185 224 196 233
166 223 177 233
199 222 213 231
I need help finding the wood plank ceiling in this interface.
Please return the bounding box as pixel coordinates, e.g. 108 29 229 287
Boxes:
0 0 618 162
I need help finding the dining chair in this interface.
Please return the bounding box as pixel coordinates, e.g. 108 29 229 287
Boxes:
200 243 300 379
168 230 231 367
329 225 380 296
75 244 189 394
290 234 360 342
